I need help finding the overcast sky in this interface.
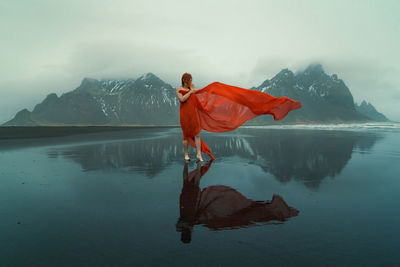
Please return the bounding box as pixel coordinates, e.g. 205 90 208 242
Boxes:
1 0 399 123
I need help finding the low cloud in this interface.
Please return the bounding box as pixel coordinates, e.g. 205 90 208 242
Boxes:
1 0 399 123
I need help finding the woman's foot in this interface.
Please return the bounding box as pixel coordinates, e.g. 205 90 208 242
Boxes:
196 154 204 162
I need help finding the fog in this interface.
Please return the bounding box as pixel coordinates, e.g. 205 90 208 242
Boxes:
1 0 399 123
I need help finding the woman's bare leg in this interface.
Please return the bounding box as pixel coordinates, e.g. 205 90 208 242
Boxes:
195 135 203 161
183 140 189 160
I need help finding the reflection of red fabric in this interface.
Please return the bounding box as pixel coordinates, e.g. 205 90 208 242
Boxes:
198 188 299 230
178 161 299 232
179 82 302 160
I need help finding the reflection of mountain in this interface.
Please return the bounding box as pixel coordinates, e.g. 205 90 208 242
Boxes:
176 161 299 243
48 135 183 178
235 129 381 187
47 128 382 187
210 129 382 187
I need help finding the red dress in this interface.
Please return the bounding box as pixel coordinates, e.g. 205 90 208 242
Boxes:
179 81 302 160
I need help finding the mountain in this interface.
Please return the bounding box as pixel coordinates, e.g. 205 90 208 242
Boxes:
355 100 389 121
247 64 378 124
3 73 179 126
2 65 390 126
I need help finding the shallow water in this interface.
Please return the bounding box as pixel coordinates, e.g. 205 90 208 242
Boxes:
1 125 400 266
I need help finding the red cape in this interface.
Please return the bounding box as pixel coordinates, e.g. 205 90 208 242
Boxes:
179 82 302 160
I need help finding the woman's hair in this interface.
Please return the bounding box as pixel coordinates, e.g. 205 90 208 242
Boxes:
181 73 192 88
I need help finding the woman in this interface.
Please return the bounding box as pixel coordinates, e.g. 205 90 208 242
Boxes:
176 73 206 162
176 72 302 162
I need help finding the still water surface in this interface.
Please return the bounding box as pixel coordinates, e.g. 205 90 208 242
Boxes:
0 125 399 266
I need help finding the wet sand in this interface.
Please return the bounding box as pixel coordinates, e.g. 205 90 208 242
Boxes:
0 126 399 266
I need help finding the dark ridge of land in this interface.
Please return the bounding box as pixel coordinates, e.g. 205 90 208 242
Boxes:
0 125 180 140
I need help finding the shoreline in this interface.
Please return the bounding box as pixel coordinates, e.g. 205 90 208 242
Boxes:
0 120 397 128
0 122 398 141
0 125 176 140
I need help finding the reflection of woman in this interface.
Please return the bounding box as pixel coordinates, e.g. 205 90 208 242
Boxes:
176 72 302 162
176 160 212 243
176 161 299 243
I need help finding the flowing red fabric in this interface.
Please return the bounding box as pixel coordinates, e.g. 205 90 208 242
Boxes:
179 81 302 160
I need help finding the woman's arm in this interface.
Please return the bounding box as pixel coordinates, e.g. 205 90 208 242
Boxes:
176 88 194 102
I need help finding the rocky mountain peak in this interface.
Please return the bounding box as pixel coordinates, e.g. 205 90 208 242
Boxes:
139 72 157 80
297 63 327 78
273 68 295 81
304 63 324 73
81 77 98 83
79 77 101 89
295 63 330 85
133 72 168 89
276 68 294 76
74 77 102 95
355 100 388 121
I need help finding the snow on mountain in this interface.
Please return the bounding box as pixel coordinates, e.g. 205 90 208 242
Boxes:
2 66 390 126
